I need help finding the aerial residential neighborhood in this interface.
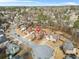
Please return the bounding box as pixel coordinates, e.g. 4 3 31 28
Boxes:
0 6 79 59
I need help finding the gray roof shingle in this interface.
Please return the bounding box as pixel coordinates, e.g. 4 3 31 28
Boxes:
63 40 74 50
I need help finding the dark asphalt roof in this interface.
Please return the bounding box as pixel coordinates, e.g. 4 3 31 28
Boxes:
65 56 73 59
0 26 6 43
63 40 74 50
0 30 4 35
6 43 20 55
0 34 6 43
64 55 79 59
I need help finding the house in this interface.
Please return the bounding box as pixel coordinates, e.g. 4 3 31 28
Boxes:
62 40 77 54
64 54 79 59
12 44 32 59
6 43 20 55
45 33 60 42
20 24 26 32
31 45 54 59
35 31 44 40
34 25 44 40
25 31 35 41
0 26 4 32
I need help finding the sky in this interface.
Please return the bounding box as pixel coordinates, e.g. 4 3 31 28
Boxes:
0 0 79 6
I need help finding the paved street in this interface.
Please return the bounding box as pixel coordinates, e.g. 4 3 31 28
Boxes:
10 23 37 49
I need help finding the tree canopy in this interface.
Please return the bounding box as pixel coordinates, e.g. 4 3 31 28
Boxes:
37 13 49 21
73 20 79 29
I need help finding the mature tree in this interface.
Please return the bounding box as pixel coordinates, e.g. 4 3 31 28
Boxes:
73 20 79 29
36 12 50 27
